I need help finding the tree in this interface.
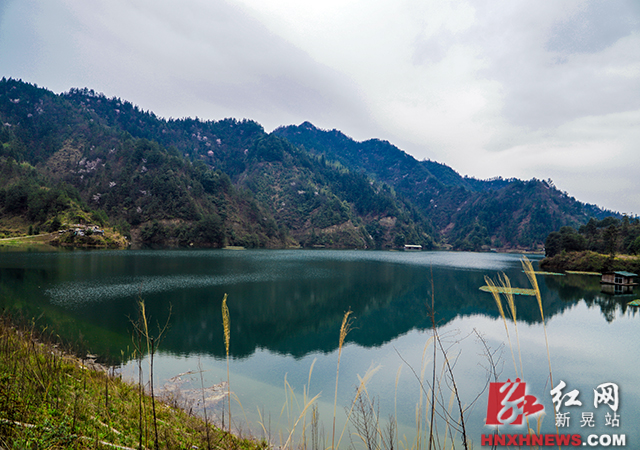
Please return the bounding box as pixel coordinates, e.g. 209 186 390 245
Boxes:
603 225 618 256
544 227 586 257
559 226 587 253
197 213 225 247
49 216 62 232
545 232 562 257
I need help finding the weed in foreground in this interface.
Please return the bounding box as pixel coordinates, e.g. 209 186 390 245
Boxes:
0 310 265 449
222 292 232 437
332 309 354 450
130 299 171 450
483 256 556 440
337 257 552 450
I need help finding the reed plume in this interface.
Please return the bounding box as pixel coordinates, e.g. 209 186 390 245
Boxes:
521 256 556 432
222 293 231 434
332 309 353 450
484 275 519 377
521 256 552 379
501 272 524 378
486 258 554 439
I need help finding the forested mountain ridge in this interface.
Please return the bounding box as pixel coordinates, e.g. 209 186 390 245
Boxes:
0 80 291 247
0 78 431 248
0 78 615 250
274 122 616 250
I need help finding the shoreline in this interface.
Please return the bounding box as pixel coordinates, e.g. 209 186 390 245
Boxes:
0 233 545 254
0 314 265 449
539 250 640 274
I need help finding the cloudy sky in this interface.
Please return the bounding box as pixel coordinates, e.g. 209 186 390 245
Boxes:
1 0 639 214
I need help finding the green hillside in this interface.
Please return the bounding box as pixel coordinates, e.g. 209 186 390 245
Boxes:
274 122 616 250
0 78 432 249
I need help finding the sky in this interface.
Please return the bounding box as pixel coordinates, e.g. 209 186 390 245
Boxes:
1 0 639 215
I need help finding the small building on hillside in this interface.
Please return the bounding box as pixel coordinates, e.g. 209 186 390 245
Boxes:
600 271 638 295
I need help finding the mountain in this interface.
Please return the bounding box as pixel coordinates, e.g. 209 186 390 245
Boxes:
0 79 431 249
274 122 616 250
0 78 615 250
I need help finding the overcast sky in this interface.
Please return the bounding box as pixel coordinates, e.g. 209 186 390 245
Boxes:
1 0 639 214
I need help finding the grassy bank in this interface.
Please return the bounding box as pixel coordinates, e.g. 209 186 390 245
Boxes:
0 233 60 250
0 229 128 250
0 313 266 449
540 250 640 274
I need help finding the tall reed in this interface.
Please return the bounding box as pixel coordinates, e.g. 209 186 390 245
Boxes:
130 299 171 450
486 256 556 439
332 309 353 450
336 364 381 449
484 275 519 377
198 358 212 450
139 300 160 450
521 256 557 435
222 293 231 436
282 391 321 449
301 357 317 448
521 256 553 383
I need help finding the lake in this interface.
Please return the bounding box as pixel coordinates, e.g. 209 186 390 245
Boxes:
1 248 638 448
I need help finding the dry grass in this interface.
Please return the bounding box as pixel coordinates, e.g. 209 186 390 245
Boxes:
0 312 266 450
222 293 232 437
483 256 555 441
331 309 353 450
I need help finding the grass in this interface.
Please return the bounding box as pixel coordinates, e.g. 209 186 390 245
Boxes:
0 312 267 450
0 232 59 249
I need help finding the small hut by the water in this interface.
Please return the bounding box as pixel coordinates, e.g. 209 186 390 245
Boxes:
600 271 638 286
600 271 638 295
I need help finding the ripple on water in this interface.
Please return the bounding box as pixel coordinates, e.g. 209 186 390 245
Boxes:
45 272 280 306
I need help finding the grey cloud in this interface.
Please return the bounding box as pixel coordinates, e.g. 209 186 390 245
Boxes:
1 0 373 133
467 0 640 131
546 0 640 55
411 31 454 65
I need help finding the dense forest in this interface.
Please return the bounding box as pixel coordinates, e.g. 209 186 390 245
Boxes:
539 216 640 274
0 78 618 250
544 216 640 257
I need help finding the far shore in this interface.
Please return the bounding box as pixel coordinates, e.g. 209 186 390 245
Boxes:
540 250 640 274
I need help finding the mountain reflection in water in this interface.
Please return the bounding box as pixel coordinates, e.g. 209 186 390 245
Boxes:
0 249 635 362
1 248 638 447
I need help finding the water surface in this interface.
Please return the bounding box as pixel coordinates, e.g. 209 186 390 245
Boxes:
1 249 637 448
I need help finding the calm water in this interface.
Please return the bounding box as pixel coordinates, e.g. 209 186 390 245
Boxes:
1 248 638 448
